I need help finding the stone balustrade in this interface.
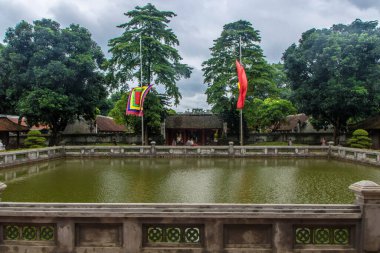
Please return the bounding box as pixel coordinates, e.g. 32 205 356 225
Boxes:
0 147 64 168
63 144 330 157
0 181 378 252
330 146 380 165
3 144 380 168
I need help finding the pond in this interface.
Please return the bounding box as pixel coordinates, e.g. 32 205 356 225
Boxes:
1 157 380 204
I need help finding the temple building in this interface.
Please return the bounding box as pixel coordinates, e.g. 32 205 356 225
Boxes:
164 113 224 145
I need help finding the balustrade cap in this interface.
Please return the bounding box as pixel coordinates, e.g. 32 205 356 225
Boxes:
349 180 380 201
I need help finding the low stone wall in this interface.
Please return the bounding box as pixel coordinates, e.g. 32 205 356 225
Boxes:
330 146 380 165
0 147 64 168
3 144 380 168
58 133 140 145
248 132 339 145
8 133 140 148
8 132 341 148
63 144 331 158
0 181 378 252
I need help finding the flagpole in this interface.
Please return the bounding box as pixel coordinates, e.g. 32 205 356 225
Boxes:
140 34 144 146
239 36 243 146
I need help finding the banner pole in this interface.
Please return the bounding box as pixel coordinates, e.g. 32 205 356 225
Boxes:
239 36 243 146
140 34 144 145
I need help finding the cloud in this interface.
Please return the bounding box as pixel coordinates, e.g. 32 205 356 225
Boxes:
174 93 211 113
177 69 204 96
347 0 380 10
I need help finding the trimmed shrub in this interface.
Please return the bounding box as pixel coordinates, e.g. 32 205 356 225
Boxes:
348 129 372 149
24 130 47 148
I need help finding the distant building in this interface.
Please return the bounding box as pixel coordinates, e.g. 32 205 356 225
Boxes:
0 115 29 148
164 113 224 145
272 113 309 133
63 115 126 134
95 115 126 133
6 115 49 133
272 113 334 134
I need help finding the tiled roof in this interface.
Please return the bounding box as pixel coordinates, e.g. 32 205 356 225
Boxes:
166 114 223 129
6 116 27 126
274 113 309 131
96 116 126 132
7 116 49 130
352 115 380 130
0 117 29 132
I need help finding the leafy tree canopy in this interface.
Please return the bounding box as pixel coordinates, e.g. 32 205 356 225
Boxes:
202 20 278 113
108 89 170 139
245 98 297 132
202 20 278 138
0 19 106 145
107 3 192 105
98 91 124 116
283 19 380 143
271 63 292 100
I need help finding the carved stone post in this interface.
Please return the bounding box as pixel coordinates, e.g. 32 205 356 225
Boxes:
124 218 142 252
228 142 234 156
56 220 75 253
150 141 156 156
0 182 6 201
273 222 293 253
349 180 380 252
205 219 223 252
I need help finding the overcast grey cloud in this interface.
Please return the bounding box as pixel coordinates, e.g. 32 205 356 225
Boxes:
1 0 380 112
347 0 380 10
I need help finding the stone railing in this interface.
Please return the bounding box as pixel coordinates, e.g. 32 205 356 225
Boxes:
2 144 380 167
0 147 64 167
0 180 378 252
63 143 330 157
330 146 380 165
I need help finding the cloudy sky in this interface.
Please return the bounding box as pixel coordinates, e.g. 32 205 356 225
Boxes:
0 0 380 112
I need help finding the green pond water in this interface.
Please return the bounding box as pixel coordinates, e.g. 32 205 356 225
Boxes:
1 157 380 204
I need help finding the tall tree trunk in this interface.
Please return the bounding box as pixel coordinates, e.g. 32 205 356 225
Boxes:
333 117 340 145
49 128 58 146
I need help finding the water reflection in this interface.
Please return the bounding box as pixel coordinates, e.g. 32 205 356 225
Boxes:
1 158 380 204
0 162 58 183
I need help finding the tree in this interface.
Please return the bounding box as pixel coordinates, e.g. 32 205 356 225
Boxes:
0 43 6 112
348 129 372 149
108 89 170 142
202 20 278 113
271 63 292 100
0 19 106 145
202 20 278 138
24 130 47 148
284 19 380 144
98 91 124 116
107 3 192 105
245 98 297 132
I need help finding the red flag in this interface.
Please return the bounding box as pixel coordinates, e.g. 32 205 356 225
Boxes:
236 60 248 109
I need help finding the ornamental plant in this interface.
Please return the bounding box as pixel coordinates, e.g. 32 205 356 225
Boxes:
24 130 47 148
348 129 372 149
